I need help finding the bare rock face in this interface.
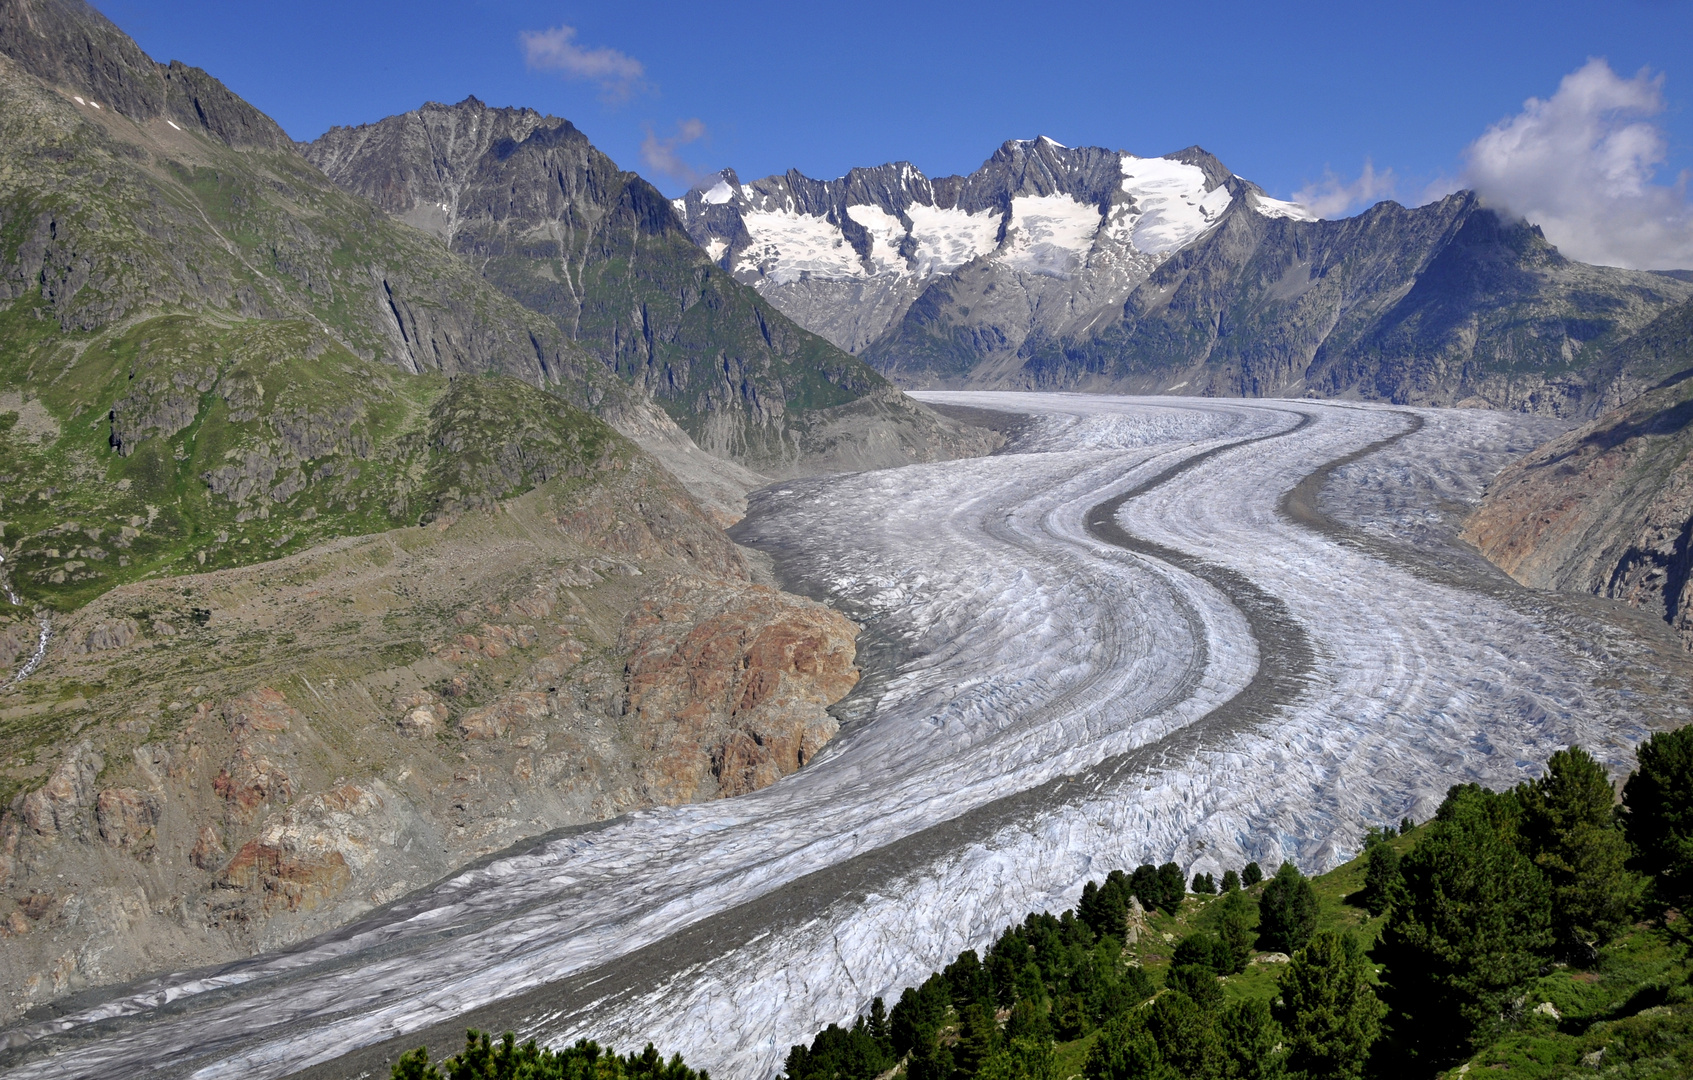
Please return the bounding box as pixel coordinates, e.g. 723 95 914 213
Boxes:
19 741 101 838
1464 372 1693 648
94 788 161 855
0 475 859 1018
621 580 860 801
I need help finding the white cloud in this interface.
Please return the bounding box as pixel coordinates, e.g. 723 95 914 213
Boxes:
1460 58 1693 270
1292 160 1396 219
641 118 708 185
520 25 645 102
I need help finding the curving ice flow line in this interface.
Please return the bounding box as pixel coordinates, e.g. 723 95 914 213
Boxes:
0 551 51 691
1 396 1683 1080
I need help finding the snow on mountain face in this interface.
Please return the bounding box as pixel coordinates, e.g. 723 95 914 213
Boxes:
672 140 1290 354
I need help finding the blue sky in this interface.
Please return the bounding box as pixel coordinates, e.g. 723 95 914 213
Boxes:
99 1 1693 231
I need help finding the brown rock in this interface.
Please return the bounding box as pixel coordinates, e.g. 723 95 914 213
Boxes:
190 825 226 869
95 788 162 853
75 618 138 653
621 581 858 802
457 691 549 740
19 891 54 920
2 911 28 936
220 840 351 913
20 742 103 838
1463 376 1693 649
213 753 293 812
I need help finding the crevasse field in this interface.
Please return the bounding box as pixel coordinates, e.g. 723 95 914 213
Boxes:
7 394 1687 1080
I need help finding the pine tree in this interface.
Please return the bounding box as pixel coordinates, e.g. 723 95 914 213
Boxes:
1156 862 1186 913
1272 932 1384 1080
1221 869 1241 893
1359 842 1402 917
1376 784 1553 1066
1518 745 1642 955
1165 964 1224 1010
1622 726 1693 905
1218 997 1285 1080
1083 1014 1175 1080
1257 863 1317 954
1242 862 1264 888
1216 888 1255 973
868 997 891 1057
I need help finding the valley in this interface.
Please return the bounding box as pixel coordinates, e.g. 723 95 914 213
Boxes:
4 394 1686 1079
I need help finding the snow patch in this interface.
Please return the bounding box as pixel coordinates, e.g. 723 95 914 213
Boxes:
1250 192 1317 221
845 204 912 275
166 120 181 131
1119 155 1233 253
907 204 1003 276
736 209 865 283
704 238 727 263
1002 194 1101 276
702 179 736 205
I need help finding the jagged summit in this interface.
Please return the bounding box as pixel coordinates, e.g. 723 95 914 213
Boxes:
0 0 293 149
673 139 1302 354
675 134 1692 413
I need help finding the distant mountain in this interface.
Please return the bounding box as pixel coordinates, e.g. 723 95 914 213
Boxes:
305 98 995 477
676 140 1693 417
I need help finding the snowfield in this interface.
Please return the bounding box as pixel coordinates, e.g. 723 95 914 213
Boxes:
3 394 1686 1080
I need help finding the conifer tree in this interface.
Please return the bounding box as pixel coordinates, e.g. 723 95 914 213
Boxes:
1218 997 1285 1080
1376 784 1553 1065
1359 842 1402 917
1622 726 1693 905
1242 862 1264 888
1221 868 1241 893
1272 932 1384 1080
1257 863 1317 953
1156 862 1186 913
1216 888 1256 973
1518 745 1641 955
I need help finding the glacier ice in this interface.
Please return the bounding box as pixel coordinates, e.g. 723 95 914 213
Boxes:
2 394 1686 1080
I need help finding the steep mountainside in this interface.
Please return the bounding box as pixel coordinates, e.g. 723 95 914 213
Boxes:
0 0 869 1011
1463 297 1693 648
678 140 1691 417
305 98 997 476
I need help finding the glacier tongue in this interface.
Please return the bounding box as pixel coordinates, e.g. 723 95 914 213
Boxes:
3 395 1685 1080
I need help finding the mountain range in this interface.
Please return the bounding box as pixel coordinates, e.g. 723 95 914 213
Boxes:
676 141 1693 417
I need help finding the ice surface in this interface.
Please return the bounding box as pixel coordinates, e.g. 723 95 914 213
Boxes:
735 209 866 284
702 180 736 205
5 396 1684 1080
1003 194 1103 276
1119 155 1232 252
1249 191 1317 221
845 204 911 276
906 203 1002 276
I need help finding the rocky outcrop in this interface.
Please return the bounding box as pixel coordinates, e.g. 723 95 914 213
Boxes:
620 580 859 801
0 469 858 1019
1463 368 1693 647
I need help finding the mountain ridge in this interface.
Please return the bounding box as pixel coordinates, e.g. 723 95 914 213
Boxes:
678 140 1692 418
304 96 998 478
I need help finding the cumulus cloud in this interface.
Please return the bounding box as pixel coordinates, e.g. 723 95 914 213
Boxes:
641 118 709 185
520 25 645 102
1460 58 1693 269
1292 160 1397 219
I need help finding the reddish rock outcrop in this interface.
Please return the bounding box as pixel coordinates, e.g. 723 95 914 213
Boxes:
1464 377 1693 648
95 788 161 854
621 581 859 801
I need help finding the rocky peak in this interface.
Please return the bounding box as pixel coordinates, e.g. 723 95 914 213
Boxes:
0 0 294 151
672 138 1260 353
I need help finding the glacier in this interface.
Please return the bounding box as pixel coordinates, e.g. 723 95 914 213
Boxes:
1 394 1686 1080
